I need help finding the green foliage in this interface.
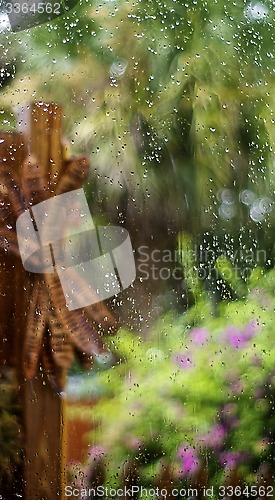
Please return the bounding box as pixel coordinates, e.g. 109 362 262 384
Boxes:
85 262 275 485
1 0 275 254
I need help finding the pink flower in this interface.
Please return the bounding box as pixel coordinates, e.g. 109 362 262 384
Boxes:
225 326 246 348
225 320 258 348
87 445 106 461
173 353 193 369
190 328 208 344
243 319 258 338
229 379 244 395
199 424 226 450
220 452 242 469
177 444 200 477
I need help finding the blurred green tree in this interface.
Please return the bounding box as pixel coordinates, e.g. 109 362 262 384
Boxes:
1 0 275 298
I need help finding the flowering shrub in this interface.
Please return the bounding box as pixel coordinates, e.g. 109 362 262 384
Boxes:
86 264 275 488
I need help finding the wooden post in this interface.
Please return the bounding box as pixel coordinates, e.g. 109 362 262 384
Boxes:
0 104 66 500
17 102 63 189
0 131 27 372
19 103 65 500
0 131 27 500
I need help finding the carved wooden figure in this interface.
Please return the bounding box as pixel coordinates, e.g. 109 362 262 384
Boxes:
0 103 117 499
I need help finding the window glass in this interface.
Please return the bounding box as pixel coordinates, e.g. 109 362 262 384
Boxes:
0 0 275 497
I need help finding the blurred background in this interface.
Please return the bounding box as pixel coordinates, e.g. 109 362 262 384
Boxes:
1 0 275 494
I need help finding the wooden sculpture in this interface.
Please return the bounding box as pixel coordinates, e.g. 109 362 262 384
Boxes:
0 103 121 499
0 144 117 392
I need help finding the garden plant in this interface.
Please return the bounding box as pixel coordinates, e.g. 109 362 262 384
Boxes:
66 237 275 494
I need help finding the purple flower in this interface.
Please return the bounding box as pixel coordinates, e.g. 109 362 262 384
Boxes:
225 326 247 348
190 328 209 345
177 444 200 477
199 424 226 450
229 379 244 396
173 353 193 369
243 319 258 338
220 452 242 469
87 446 106 461
225 320 259 348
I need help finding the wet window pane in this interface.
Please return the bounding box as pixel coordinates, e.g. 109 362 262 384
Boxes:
0 0 275 498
